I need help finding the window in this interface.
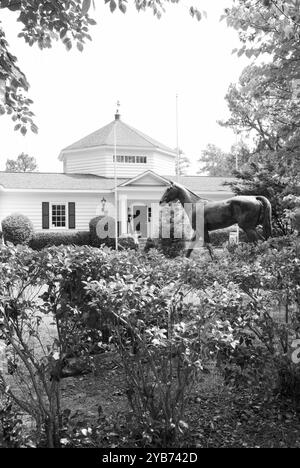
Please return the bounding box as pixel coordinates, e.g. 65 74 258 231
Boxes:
136 156 147 164
51 204 66 228
113 155 147 164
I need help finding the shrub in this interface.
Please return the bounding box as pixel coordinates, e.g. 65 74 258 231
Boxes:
183 235 300 399
144 237 159 253
1 213 34 245
89 216 137 250
89 216 109 247
29 231 90 250
209 228 248 247
118 236 138 251
159 205 186 258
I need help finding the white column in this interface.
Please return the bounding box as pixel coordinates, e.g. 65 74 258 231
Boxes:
151 202 160 239
119 194 128 236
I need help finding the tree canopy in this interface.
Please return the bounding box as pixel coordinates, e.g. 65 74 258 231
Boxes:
175 148 191 176
0 0 204 134
5 152 38 171
197 142 250 177
222 0 300 232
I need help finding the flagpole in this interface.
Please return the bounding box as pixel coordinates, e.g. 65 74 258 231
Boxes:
114 102 119 251
235 133 239 244
176 93 180 183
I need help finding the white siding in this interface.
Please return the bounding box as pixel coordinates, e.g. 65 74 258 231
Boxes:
152 152 176 175
63 148 176 178
64 148 107 176
0 191 114 232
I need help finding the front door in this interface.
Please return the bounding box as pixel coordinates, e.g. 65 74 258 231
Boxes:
133 205 148 238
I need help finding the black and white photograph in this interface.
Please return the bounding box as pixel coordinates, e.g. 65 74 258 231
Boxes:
0 0 299 451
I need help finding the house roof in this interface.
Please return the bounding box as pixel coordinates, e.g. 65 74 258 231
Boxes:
0 172 127 191
0 171 235 193
169 175 234 192
60 117 176 155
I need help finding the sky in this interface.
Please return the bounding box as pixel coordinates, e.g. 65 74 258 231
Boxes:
0 0 251 174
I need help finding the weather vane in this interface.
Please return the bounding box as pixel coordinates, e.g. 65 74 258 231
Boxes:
116 100 120 116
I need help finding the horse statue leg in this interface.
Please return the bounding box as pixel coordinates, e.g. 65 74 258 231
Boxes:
185 232 197 258
243 227 260 243
204 229 215 260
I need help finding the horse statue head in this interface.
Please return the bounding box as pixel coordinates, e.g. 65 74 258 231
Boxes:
159 182 181 206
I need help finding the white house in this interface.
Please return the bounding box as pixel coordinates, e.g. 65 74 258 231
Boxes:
0 113 234 238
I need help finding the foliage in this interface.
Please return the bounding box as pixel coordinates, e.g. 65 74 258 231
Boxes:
5 152 38 172
85 260 202 447
1 212 34 245
159 203 186 258
0 0 97 132
0 244 65 447
226 157 300 236
29 230 90 250
175 148 191 176
89 216 138 250
221 3 300 235
224 0 300 60
144 237 159 253
197 142 251 176
0 395 33 447
0 236 299 447
0 0 204 132
220 63 300 154
209 228 247 247
183 236 300 400
197 143 236 177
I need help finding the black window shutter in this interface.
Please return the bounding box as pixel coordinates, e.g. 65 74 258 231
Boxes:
42 202 49 229
68 202 76 229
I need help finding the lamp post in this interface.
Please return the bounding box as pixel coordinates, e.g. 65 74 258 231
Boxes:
101 197 106 213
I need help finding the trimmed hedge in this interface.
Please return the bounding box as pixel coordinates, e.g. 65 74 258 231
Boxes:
209 228 247 246
144 237 159 253
2 213 34 245
29 231 90 250
89 215 110 247
89 216 137 250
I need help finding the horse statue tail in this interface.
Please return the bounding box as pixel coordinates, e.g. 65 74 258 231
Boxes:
256 196 272 239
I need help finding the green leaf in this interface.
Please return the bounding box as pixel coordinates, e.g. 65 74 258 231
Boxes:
77 42 84 52
63 37 72 51
20 126 27 135
110 0 117 13
81 0 91 16
60 28 67 39
14 123 21 131
119 1 126 14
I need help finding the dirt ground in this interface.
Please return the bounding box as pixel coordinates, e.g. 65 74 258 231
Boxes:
58 350 300 448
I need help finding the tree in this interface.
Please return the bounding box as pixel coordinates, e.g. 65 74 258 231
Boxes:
0 1 204 134
197 144 235 176
224 0 300 59
175 148 191 175
219 63 300 154
5 152 38 172
220 0 300 235
226 154 300 236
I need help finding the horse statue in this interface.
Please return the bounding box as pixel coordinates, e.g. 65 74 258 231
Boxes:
159 182 272 258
